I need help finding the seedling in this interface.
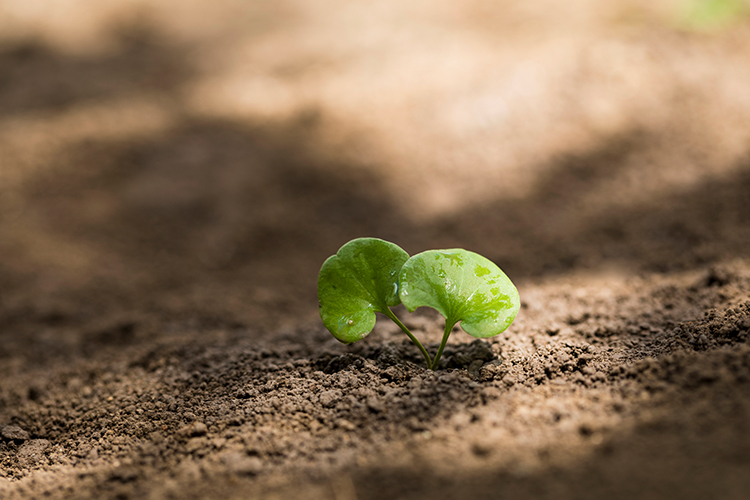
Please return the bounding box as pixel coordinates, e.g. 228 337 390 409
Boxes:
318 238 520 370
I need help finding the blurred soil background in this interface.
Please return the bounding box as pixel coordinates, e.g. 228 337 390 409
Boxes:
1 1 750 499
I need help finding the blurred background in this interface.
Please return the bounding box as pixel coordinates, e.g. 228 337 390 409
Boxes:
1 0 749 349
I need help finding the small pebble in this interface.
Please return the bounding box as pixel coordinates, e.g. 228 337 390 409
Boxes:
1 425 30 441
223 452 263 476
179 422 208 437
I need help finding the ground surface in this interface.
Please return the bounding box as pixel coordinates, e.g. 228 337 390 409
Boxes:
1 1 750 499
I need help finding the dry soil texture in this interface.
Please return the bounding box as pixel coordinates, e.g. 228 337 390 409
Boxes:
1 1 750 499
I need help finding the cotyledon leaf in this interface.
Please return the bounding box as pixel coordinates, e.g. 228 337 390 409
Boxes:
318 238 409 344
399 249 520 338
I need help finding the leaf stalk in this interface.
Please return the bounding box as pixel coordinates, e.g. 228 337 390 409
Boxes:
382 308 433 369
431 319 457 370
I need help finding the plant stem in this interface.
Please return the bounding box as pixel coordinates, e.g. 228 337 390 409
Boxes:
383 308 433 369
430 319 457 370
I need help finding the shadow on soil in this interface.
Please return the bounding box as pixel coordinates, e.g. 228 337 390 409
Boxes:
0 24 190 117
2 24 750 500
6 115 750 325
352 357 750 500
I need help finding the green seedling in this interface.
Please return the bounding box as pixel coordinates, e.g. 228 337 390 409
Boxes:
318 238 520 370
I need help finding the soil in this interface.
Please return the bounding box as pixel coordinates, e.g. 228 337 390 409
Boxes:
2 2 750 499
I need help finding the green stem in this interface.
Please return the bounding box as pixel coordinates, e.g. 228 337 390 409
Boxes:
383 308 433 369
431 319 457 370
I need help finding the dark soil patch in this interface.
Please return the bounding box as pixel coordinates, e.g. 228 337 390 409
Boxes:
2 4 750 500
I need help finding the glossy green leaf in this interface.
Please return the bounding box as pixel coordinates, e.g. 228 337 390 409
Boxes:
399 249 520 338
318 238 409 344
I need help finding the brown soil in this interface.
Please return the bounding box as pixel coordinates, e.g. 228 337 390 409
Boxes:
2 2 750 499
